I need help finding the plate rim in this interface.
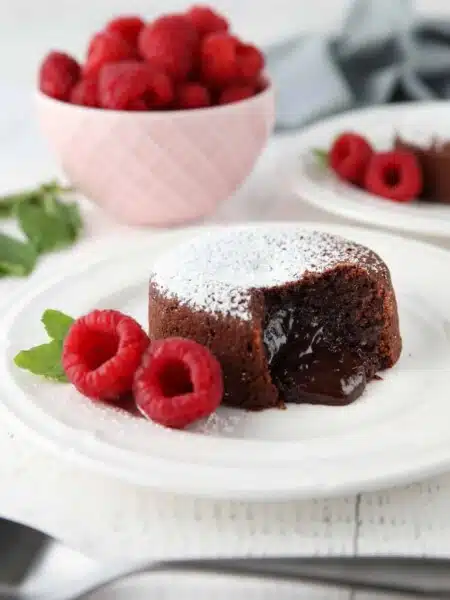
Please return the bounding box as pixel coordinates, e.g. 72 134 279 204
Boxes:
1 220 450 500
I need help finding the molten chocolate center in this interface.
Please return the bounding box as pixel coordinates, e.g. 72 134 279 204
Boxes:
263 305 368 405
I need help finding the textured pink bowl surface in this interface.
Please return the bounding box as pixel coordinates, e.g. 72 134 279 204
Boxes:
36 83 275 226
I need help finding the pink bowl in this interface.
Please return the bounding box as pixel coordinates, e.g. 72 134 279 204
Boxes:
36 83 275 226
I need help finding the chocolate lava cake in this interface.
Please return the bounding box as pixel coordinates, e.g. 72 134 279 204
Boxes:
395 135 450 203
148 226 401 411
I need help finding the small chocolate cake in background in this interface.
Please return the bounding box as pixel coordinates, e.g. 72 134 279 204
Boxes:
395 135 450 203
148 226 402 411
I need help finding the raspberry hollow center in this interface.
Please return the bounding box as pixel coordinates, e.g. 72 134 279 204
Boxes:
82 330 119 370
156 359 194 397
383 165 401 188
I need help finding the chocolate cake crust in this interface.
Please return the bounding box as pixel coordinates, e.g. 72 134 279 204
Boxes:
148 227 401 410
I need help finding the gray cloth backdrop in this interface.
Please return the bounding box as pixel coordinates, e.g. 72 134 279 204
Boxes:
267 0 450 130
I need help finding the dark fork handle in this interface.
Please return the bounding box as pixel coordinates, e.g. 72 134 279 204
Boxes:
207 556 450 597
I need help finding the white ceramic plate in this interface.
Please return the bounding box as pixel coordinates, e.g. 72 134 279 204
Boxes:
294 102 450 238
1 222 450 501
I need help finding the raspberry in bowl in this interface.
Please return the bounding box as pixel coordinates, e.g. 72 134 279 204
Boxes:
35 6 275 227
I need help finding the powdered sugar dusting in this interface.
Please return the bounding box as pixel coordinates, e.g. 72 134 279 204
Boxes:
151 226 385 321
193 411 242 435
340 371 365 396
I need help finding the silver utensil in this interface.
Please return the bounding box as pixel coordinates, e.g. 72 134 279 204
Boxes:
0 518 48 586
2 518 450 599
25 556 450 600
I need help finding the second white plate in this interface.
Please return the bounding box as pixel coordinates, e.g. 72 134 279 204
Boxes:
0 222 450 500
294 102 450 238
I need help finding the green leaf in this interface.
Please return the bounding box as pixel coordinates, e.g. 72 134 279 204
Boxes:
62 202 83 240
16 196 82 254
14 340 68 382
0 232 37 277
0 180 74 220
312 148 329 166
41 309 74 342
0 179 82 279
13 308 76 382
0 197 18 219
0 190 43 219
40 180 74 196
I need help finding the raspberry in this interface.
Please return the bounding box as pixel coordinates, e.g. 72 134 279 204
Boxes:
185 5 229 37
138 15 199 82
62 309 150 401
219 84 254 104
364 150 423 202
255 75 268 92
133 337 223 429
99 61 173 110
236 43 265 83
200 33 264 87
70 77 99 107
106 16 145 48
200 33 237 87
127 98 148 111
84 31 135 78
329 132 373 185
39 51 81 101
145 70 174 108
176 82 210 109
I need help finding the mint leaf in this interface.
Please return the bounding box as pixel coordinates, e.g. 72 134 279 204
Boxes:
0 181 73 220
14 308 75 382
0 191 41 219
0 232 37 277
16 196 82 254
0 197 19 218
312 148 329 166
40 180 74 196
62 202 83 240
0 180 82 278
41 309 74 341
14 340 68 382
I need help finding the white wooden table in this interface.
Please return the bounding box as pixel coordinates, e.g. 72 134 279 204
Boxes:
2 1 450 597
